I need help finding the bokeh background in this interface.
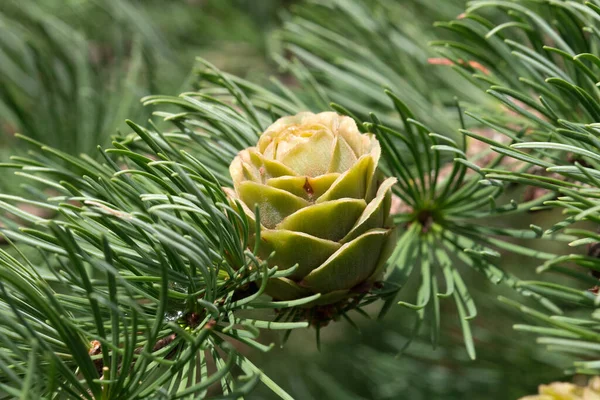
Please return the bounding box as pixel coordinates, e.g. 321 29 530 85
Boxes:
0 1 587 398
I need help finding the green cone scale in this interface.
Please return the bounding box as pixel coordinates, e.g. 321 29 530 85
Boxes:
226 112 396 306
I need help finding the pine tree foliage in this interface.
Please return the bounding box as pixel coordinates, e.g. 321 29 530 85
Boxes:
0 0 292 196
255 304 568 400
2 0 600 398
268 0 585 359
272 0 600 380
430 0 600 375
162 58 577 359
0 58 575 400
274 0 489 133
0 1 155 158
0 78 322 398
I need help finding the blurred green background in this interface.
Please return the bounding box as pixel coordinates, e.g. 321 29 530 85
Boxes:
0 1 582 399
0 0 288 194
